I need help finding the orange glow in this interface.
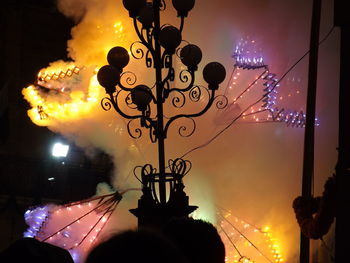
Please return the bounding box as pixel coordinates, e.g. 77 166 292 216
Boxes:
22 65 101 127
22 20 129 127
218 212 284 263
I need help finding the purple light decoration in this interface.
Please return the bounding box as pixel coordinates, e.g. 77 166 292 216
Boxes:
23 192 124 263
233 38 266 70
228 38 319 128
23 205 51 238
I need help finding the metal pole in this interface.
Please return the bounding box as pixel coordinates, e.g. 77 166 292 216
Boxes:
153 0 166 204
334 0 350 260
300 0 322 262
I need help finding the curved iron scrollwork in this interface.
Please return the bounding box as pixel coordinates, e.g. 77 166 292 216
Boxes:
189 85 202 102
101 97 113 112
136 163 161 203
164 69 195 97
101 87 158 141
134 158 192 204
171 90 186 108
120 71 137 87
168 158 192 179
214 94 229 110
159 0 166 11
125 93 137 109
178 117 196 138
145 50 153 68
134 163 160 204
162 53 172 68
127 119 143 139
163 88 217 136
134 164 156 186
179 69 190 83
167 158 192 203
130 41 146 60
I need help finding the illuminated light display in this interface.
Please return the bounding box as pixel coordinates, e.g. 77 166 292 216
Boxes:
24 199 285 263
217 38 319 128
21 19 128 128
22 65 101 126
37 66 81 82
23 192 124 263
217 208 284 263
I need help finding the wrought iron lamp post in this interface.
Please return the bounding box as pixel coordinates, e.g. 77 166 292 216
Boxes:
97 0 226 227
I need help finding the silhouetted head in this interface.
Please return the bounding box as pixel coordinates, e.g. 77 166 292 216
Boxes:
0 237 74 263
86 228 187 263
162 218 225 263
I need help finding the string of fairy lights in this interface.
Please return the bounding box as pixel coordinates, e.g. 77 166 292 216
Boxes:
229 38 308 128
23 191 128 262
217 207 284 263
41 194 121 248
37 66 81 82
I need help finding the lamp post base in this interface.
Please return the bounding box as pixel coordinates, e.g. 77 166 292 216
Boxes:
130 189 197 228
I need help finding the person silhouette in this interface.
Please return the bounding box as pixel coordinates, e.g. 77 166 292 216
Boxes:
162 218 225 263
0 237 74 263
85 228 188 263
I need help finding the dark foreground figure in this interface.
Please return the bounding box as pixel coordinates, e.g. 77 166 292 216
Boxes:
86 228 188 263
162 218 226 263
0 237 74 263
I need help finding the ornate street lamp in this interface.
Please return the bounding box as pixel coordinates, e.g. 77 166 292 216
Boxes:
97 0 226 227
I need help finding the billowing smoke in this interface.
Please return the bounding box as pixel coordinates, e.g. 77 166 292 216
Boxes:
22 0 338 262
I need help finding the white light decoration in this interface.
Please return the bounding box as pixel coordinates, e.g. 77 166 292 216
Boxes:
52 142 70 157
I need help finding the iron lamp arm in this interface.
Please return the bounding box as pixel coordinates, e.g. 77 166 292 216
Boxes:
166 69 196 95
132 17 155 60
102 90 153 124
163 88 216 135
179 16 185 33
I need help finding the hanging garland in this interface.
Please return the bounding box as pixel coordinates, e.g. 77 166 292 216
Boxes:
292 174 336 239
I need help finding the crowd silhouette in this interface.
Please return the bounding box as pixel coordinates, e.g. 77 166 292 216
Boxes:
0 218 225 263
